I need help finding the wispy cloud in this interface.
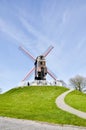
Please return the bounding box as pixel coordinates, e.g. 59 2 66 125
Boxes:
19 16 53 44
0 17 30 46
14 2 66 57
18 15 59 56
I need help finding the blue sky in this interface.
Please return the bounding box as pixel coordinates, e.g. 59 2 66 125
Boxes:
0 0 86 92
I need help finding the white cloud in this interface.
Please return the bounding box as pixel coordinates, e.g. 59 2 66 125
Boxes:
18 15 57 55
19 16 53 44
0 17 30 46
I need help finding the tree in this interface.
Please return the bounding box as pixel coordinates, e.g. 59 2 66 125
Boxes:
69 75 86 92
0 88 2 93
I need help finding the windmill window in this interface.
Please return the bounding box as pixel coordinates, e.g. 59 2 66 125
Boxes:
40 62 43 65
40 61 45 65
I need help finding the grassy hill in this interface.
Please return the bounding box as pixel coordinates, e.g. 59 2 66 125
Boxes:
65 90 86 112
0 86 86 126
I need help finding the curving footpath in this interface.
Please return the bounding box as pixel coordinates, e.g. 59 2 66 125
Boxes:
56 89 86 119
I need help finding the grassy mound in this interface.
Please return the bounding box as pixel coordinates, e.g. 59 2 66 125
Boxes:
65 90 86 112
0 86 86 126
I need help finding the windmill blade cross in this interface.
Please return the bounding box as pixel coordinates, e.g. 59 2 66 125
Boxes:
19 46 35 61
43 45 54 57
47 68 57 81
22 67 35 81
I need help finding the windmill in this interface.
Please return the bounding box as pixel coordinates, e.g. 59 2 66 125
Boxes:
19 45 57 85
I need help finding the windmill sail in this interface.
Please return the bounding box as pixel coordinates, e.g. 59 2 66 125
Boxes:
19 46 35 61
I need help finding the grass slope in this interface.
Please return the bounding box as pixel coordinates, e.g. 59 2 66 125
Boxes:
65 90 86 112
0 86 86 126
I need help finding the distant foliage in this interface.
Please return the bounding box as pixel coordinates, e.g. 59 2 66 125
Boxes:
0 88 2 93
69 75 86 92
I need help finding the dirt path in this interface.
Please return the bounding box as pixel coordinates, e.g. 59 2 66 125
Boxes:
56 89 86 119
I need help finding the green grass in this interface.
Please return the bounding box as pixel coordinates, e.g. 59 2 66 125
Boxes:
65 90 86 112
0 86 86 126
